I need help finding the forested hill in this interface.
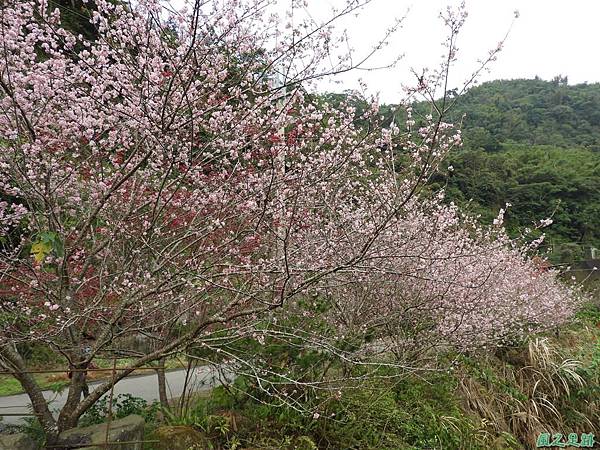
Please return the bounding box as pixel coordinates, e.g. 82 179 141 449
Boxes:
452 78 600 151
323 80 600 261
425 78 600 263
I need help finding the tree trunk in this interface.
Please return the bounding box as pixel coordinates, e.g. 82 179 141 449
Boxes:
57 363 87 432
0 346 59 445
156 357 169 410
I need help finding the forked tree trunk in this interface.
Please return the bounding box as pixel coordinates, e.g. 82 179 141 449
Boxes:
57 365 88 432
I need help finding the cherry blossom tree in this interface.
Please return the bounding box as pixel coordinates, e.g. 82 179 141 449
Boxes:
0 0 580 444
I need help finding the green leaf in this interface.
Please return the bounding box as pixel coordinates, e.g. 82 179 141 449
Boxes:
30 232 64 262
31 240 52 263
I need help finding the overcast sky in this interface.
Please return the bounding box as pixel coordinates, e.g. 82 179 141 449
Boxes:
300 0 600 103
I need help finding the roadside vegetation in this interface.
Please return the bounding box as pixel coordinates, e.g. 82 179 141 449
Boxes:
61 303 596 450
0 1 599 449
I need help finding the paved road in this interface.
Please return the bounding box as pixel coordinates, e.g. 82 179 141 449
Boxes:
0 366 224 426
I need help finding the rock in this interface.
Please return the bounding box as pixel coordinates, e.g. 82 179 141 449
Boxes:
154 425 210 450
58 414 145 450
0 433 40 450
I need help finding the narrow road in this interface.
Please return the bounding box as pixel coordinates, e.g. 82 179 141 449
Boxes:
0 366 224 426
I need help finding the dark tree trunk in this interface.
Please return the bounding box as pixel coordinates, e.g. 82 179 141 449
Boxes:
0 346 59 445
57 363 87 432
156 357 169 409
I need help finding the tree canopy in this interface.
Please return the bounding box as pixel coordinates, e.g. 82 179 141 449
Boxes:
451 78 600 151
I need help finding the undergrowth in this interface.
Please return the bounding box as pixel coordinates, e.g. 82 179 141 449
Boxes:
145 306 599 450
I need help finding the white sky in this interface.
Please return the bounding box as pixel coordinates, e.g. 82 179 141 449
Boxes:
298 0 600 103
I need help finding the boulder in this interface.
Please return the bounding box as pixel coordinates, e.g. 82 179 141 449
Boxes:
153 425 210 450
58 414 145 450
0 433 40 450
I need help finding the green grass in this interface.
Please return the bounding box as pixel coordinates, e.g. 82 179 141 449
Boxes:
0 377 26 396
0 375 69 397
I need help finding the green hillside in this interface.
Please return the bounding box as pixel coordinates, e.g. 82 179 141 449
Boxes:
423 79 600 263
452 78 600 151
